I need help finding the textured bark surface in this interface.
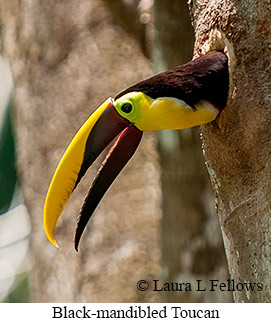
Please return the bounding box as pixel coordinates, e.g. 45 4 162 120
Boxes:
190 0 271 302
153 0 231 302
1 0 162 302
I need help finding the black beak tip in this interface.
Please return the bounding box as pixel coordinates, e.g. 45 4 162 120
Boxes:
73 125 143 252
74 226 82 252
74 244 79 252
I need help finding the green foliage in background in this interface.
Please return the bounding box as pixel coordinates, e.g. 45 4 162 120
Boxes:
0 98 18 215
3 274 31 303
0 97 31 302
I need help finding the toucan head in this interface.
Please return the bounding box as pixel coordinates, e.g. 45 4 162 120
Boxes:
44 51 229 251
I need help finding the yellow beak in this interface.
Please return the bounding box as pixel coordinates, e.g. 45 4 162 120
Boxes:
43 98 142 249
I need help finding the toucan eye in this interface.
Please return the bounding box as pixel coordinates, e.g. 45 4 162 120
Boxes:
121 102 133 114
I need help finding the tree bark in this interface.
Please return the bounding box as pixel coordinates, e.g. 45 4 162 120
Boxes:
153 0 231 302
189 0 271 302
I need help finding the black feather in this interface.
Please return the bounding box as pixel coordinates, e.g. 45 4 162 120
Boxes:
115 51 229 111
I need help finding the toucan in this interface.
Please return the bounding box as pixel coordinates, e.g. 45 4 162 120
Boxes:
44 50 229 251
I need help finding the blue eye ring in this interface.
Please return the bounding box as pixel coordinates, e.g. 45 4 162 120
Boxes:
121 102 133 114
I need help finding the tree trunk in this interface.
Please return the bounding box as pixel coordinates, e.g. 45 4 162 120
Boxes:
153 0 232 302
0 0 162 302
189 0 271 302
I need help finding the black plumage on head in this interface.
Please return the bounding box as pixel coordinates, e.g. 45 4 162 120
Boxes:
115 51 229 111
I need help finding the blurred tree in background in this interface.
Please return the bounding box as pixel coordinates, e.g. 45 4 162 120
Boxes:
0 0 231 302
153 0 230 302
